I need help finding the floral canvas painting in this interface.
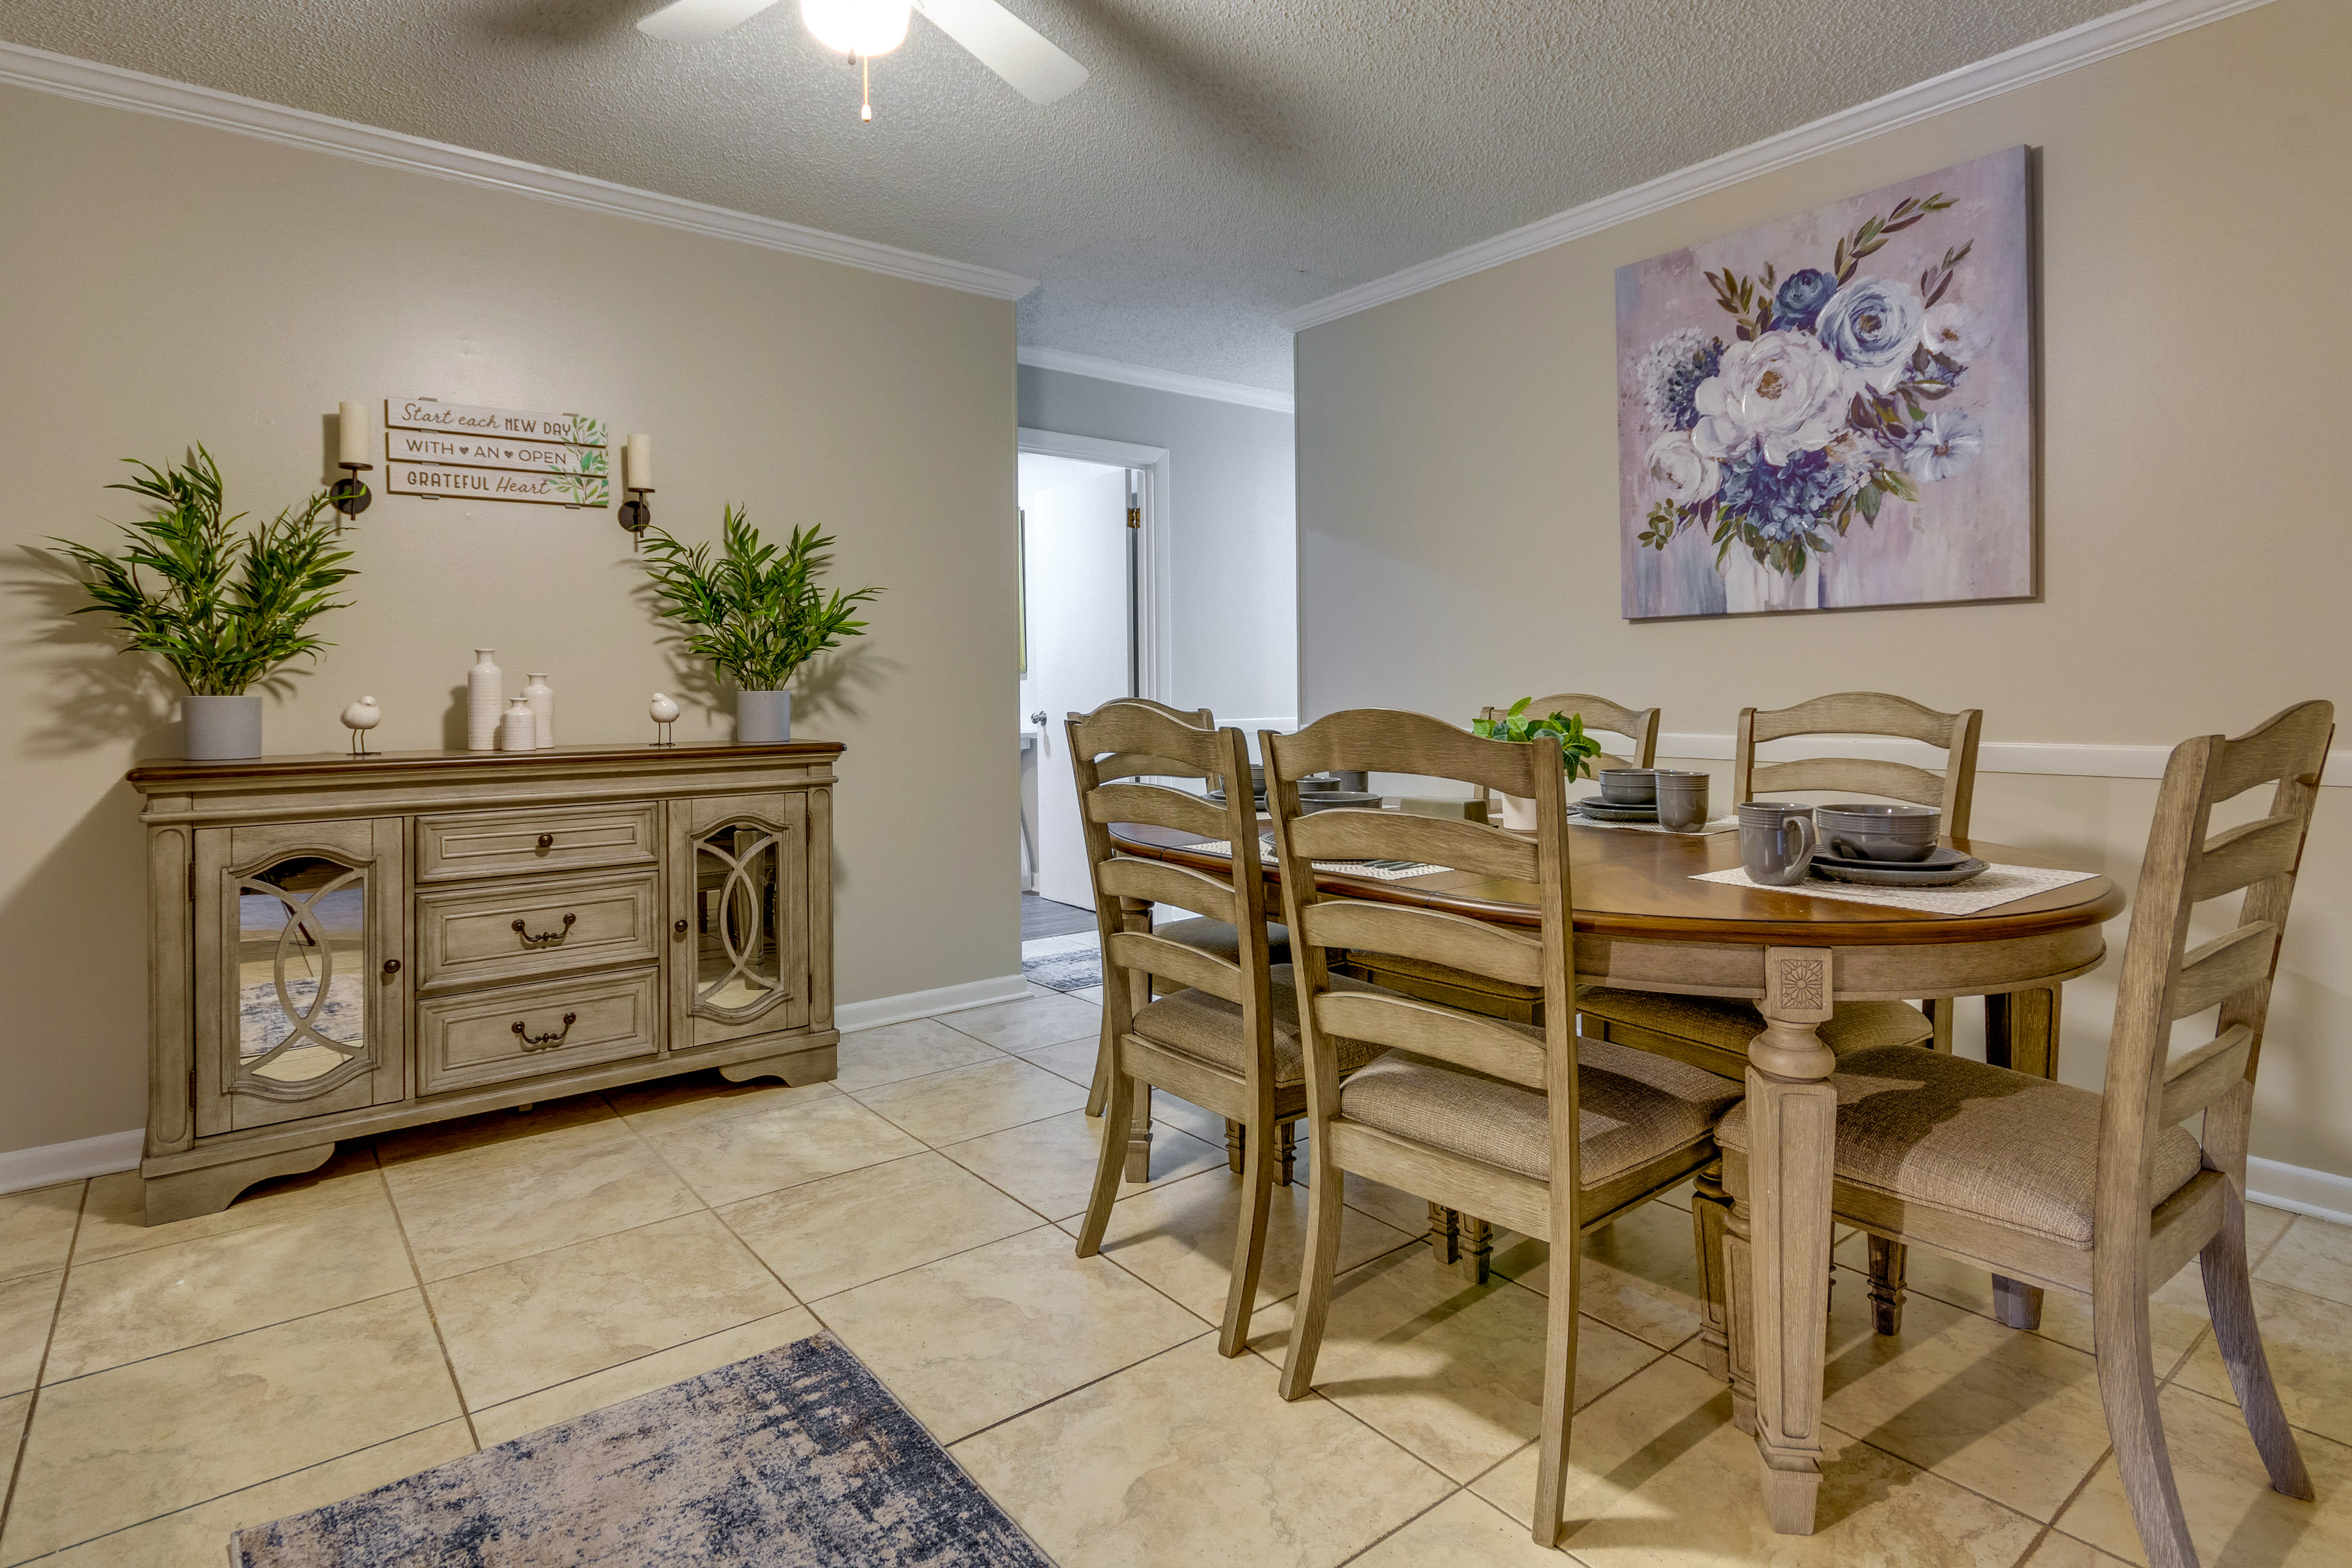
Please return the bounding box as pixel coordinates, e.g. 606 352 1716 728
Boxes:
1616 146 2032 618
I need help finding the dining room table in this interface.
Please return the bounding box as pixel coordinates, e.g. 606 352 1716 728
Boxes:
1104 806 2124 1537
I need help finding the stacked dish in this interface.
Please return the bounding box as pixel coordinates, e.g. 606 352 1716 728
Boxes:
1574 767 1659 823
1809 803 1988 886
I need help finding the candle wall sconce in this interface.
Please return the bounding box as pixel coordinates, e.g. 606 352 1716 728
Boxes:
619 432 654 548
331 401 374 526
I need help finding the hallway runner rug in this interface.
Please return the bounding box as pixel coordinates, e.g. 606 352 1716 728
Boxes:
1022 930 1103 992
232 1332 1051 1567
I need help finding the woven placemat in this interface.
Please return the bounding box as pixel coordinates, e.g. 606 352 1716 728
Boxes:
1692 862 2100 916
1182 842 1447 881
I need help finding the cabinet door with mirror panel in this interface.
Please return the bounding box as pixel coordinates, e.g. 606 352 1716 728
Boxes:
666 792 811 1049
192 818 408 1134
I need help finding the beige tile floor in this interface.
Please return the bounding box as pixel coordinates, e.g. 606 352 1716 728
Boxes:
4 981 2351 1565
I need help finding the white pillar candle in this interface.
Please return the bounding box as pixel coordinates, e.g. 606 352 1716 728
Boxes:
337 401 370 467
625 432 653 491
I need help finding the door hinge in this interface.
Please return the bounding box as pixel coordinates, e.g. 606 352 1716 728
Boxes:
1126 507 1140 529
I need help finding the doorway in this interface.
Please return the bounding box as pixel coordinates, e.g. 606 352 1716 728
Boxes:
1016 430 1168 981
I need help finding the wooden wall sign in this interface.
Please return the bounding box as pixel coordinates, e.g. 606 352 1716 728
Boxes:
383 397 608 508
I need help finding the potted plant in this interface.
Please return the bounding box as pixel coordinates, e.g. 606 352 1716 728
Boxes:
640 507 881 744
1472 698 1603 829
53 448 356 760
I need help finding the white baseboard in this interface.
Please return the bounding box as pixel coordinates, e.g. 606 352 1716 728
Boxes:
2247 1157 2352 1227
833 973 1030 1033
0 1128 142 1196
0 976 1029 1196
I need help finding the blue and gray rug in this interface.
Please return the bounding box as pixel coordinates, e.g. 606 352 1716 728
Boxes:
1020 931 1102 993
233 1333 1052 1567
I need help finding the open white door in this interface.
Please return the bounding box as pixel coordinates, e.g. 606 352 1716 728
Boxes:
1019 455 1134 910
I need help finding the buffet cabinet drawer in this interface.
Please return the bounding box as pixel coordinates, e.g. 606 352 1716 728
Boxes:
415 803 658 883
416 968 660 1094
415 870 662 993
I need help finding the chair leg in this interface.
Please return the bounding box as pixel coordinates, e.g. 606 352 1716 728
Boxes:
1458 1215 1494 1284
1276 1124 1347 1401
2201 1189 2315 1499
1691 1161 1732 1379
1429 1202 1460 1265
1224 1118 1245 1175
1123 1081 1155 1184
1529 1218 1583 1548
1992 1276 2045 1330
1218 1112 1277 1357
1073 1061 1134 1258
1085 1006 1114 1117
1274 1119 1298 1188
1867 1235 1907 1336
2094 1280 2199 1568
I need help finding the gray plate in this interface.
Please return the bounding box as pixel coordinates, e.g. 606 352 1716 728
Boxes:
1810 855 1989 887
1575 801 1659 821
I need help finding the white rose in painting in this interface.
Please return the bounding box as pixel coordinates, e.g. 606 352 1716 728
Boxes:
1643 431 1721 505
1815 275 1926 393
1691 331 1849 466
1920 303 1989 365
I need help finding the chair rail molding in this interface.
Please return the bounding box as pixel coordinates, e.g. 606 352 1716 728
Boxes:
1275 0 2280 333
1017 347 1295 414
1657 732 2351 788
0 40 1036 301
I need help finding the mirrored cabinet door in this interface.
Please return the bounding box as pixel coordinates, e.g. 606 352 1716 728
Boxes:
669 793 810 1049
193 818 407 1134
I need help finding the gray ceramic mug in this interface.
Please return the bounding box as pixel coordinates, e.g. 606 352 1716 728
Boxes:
1738 801 1817 885
1653 770 1711 832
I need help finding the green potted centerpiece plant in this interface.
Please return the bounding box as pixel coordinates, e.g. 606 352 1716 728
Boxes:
639 507 882 744
1472 698 1603 829
55 448 356 760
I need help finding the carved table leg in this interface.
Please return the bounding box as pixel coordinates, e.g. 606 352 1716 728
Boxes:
1745 948 1840 1536
1429 1202 1460 1265
1986 984 2062 1329
1274 1120 1297 1188
1457 1215 1493 1283
1868 1235 1909 1336
1921 996 1955 1054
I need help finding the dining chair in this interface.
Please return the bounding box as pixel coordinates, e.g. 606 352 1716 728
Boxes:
1069 699 1397 1355
1073 698 1291 1126
1264 709 1743 1547
1714 700 2332 1568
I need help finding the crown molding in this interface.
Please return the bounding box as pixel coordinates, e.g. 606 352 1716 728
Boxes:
1275 0 2278 333
1017 347 1294 413
0 40 1038 301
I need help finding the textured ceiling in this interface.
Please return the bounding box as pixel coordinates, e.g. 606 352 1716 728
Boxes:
4 1 2128 391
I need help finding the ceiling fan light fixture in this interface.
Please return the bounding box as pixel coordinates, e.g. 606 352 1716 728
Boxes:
800 0 911 56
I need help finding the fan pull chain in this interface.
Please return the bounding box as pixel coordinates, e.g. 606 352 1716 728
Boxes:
861 55 873 121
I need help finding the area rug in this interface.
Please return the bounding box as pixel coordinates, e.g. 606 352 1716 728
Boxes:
232 1333 1052 1567
1020 930 1102 992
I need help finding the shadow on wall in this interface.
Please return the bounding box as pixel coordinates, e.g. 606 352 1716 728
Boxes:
11 546 180 760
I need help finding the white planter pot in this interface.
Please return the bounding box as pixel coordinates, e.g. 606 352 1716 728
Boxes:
183 693 262 761
735 689 793 744
1496 793 1539 832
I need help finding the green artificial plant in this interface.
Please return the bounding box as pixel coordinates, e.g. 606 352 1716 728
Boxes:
639 507 882 690
53 447 357 695
1472 698 1605 783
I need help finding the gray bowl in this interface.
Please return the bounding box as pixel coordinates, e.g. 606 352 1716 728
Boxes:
1815 802 1940 862
1597 768 1657 804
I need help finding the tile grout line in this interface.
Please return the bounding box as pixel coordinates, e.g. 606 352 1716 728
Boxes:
368 1142 483 1450
942 1327 1221 1449
1327 1485 1465 1567
0 1179 88 1553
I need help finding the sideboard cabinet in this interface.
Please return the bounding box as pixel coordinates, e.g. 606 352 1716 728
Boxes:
127 742 841 1223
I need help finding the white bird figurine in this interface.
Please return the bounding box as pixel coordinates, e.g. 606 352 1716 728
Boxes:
341 696 382 756
649 692 680 747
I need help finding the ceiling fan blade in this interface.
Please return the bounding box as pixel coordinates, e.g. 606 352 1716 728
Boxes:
637 0 785 43
915 0 1088 105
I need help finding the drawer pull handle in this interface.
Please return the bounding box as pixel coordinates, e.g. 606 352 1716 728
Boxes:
512 1012 578 1050
512 913 578 947
536 834 556 851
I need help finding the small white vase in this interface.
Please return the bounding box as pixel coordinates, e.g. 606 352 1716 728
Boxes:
466 649 502 753
523 673 554 749
183 693 262 761
735 689 792 745
499 696 538 752
1496 793 1539 832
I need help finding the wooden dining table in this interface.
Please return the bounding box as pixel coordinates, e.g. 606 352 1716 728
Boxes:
1106 811 2123 1537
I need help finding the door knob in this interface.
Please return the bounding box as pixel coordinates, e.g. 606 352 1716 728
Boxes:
1030 710 1048 726
382 958 402 974
674 918 690 935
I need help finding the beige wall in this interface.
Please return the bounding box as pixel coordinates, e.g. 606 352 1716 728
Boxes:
1 85 1017 1155
1295 0 2352 1177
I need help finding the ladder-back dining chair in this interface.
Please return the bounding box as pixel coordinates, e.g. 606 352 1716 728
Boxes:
1716 700 2332 1568
1264 709 1743 1547
1068 700 1392 1355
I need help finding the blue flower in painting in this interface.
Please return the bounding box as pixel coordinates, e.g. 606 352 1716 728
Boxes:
1772 268 1837 333
1638 328 1724 431
1716 449 1842 543
1902 411 1984 483
1815 275 1925 391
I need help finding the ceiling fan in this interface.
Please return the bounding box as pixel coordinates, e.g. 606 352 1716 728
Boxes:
638 0 1088 119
